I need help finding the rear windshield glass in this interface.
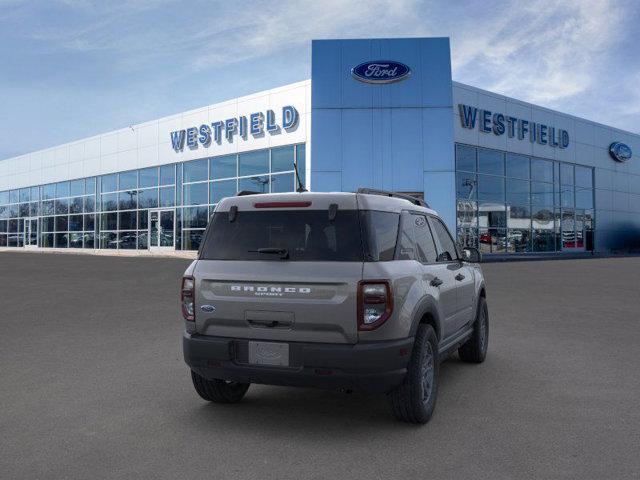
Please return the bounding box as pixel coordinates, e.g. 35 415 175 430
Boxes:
200 210 364 261
200 209 400 262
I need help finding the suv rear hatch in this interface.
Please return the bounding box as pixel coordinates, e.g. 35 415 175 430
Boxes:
193 194 364 344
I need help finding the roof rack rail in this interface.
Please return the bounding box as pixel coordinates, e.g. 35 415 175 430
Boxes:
356 188 429 208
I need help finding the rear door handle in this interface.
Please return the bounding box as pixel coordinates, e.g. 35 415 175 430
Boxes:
455 273 465 281
430 277 443 287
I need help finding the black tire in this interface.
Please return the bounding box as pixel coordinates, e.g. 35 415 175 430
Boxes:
190 370 250 403
388 324 439 424
458 296 489 363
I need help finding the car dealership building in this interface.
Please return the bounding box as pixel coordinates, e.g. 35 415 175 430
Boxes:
1 37 639 256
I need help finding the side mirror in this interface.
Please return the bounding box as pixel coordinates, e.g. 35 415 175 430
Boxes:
462 247 482 263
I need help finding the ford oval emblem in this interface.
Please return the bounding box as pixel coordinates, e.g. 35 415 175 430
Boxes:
351 60 411 84
609 142 632 162
200 304 216 312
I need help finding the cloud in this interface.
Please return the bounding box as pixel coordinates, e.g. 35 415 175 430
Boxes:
189 0 423 70
451 0 626 104
23 0 176 53
19 0 424 69
1 0 638 138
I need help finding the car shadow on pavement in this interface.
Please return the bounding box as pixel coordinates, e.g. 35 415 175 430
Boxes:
180 356 475 434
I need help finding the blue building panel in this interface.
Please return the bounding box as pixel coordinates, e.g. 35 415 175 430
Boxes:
377 39 424 108
309 40 343 109
311 37 456 230
418 38 455 107
312 171 342 192
338 40 383 109
376 109 394 191
340 109 375 192
390 108 424 191
310 109 342 173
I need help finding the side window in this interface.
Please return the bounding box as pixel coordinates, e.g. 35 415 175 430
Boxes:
413 214 438 263
428 217 458 262
361 211 399 261
396 212 416 260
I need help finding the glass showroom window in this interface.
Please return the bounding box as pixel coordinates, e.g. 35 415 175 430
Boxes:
96 165 176 250
182 157 209 252
31 177 96 249
0 143 305 251
478 149 507 254
455 145 478 249
0 191 10 247
455 143 594 254
506 154 531 253
182 144 303 251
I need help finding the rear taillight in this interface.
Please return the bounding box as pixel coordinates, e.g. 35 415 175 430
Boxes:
357 280 393 331
181 276 195 321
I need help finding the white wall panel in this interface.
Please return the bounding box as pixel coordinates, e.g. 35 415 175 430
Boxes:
138 123 158 148
117 149 137 171
629 175 640 195
69 161 83 179
100 153 118 172
181 108 209 134
83 157 100 177
574 120 595 145
84 137 100 160
53 146 69 167
452 85 478 108
69 142 84 162
138 145 159 168
100 133 118 156
574 142 596 167
117 128 137 152
594 125 616 150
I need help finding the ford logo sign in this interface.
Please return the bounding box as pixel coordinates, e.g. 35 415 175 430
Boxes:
351 60 411 84
609 142 632 162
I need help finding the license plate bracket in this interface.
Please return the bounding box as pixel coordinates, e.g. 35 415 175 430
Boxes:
248 341 290 367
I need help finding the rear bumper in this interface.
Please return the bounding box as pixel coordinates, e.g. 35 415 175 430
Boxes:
183 332 414 394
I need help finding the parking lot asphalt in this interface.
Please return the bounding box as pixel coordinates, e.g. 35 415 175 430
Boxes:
1 252 639 480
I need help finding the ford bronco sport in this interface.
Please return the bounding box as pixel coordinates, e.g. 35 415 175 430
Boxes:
182 189 488 423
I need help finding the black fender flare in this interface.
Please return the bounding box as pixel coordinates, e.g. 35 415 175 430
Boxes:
476 281 487 313
409 295 442 341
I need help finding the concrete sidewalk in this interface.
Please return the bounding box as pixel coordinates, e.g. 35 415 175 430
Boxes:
0 246 197 259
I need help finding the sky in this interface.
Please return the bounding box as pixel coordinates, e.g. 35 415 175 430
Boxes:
0 0 638 160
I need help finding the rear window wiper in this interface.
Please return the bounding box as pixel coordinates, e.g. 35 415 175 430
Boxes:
248 247 290 259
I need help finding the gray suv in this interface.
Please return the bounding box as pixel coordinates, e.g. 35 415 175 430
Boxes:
182 189 488 423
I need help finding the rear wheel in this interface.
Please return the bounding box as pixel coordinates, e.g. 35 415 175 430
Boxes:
388 324 439 424
190 370 250 403
458 296 489 363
